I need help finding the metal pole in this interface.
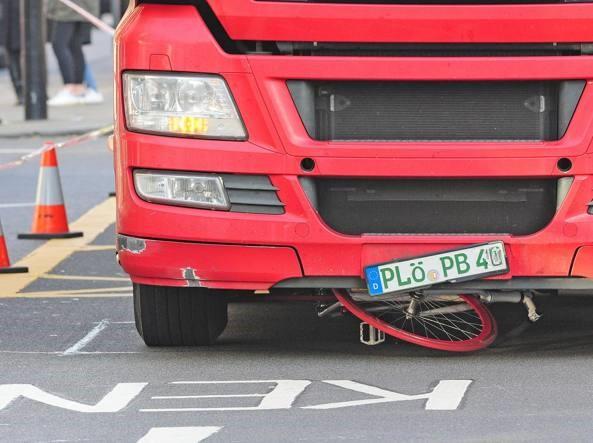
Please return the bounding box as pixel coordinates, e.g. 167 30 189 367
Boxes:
21 0 47 120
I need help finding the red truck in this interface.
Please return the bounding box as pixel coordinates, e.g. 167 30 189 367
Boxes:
114 0 593 351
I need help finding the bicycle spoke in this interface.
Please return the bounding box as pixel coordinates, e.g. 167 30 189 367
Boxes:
362 298 483 341
426 302 475 337
420 302 481 331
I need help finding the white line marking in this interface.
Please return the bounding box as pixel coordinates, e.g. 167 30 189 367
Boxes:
138 427 222 443
0 351 61 355
0 350 142 355
151 394 264 400
78 351 141 355
0 383 147 413
0 202 35 208
4 291 132 299
62 319 109 356
303 380 472 411
141 408 251 412
171 381 280 385
142 380 310 412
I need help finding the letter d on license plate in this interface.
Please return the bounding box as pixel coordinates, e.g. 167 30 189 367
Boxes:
364 241 508 296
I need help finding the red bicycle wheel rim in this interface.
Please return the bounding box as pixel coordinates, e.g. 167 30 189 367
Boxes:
334 289 497 352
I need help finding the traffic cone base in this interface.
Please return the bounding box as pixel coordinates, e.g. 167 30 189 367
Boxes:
0 266 29 274
19 146 83 240
0 218 29 274
18 232 83 240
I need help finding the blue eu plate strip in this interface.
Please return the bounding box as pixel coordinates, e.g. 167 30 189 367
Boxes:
365 266 384 296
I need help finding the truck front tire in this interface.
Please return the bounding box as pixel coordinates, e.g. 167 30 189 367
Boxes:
133 284 228 346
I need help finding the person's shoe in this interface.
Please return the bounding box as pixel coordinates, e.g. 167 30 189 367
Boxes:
47 89 82 107
81 89 104 104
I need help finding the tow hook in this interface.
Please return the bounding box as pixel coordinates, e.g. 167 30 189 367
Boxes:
360 322 385 346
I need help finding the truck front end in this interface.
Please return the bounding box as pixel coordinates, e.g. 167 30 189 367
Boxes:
114 0 593 348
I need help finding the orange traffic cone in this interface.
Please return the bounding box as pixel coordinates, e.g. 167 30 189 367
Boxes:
18 146 83 240
0 217 28 274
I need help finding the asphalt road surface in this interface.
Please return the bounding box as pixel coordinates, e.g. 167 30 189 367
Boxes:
3 291 593 442
2 135 593 442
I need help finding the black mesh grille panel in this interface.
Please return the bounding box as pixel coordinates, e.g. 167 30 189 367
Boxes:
277 42 586 57
288 81 585 142
313 178 557 235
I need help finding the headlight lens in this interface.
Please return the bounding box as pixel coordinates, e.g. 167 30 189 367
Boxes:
134 170 230 210
123 72 247 140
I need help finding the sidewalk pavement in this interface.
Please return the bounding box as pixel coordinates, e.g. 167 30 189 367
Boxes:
0 30 114 138
0 93 113 138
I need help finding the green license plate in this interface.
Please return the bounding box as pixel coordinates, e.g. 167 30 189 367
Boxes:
364 241 508 296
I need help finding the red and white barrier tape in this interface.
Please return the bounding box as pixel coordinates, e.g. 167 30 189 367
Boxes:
0 2 116 171
0 125 114 171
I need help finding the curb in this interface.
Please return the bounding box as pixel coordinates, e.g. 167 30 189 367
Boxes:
0 124 109 139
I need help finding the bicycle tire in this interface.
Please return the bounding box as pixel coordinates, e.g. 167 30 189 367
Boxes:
334 289 497 352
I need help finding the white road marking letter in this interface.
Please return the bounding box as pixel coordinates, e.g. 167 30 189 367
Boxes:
141 380 311 412
138 426 222 443
303 380 472 411
0 383 147 413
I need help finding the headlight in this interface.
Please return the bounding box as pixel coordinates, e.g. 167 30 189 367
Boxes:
134 170 230 210
123 72 247 140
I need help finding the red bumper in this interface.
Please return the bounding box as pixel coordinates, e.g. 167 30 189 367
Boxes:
114 4 593 290
117 237 303 290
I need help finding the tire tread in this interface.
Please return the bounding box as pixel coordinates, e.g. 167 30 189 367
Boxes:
133 284 227 347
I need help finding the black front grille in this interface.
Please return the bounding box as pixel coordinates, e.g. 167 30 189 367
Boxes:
220 175 284 214
276 42 591 57
288 80 584 142
311 178 558 235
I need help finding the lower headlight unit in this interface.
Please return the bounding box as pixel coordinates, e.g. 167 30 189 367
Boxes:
134 170 230 210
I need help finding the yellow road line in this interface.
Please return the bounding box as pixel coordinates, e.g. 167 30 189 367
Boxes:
7 286 132 299
79 245 115 252
41 274 130 282
1 198 116 297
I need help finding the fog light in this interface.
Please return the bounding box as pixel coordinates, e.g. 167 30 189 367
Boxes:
134 170 229 210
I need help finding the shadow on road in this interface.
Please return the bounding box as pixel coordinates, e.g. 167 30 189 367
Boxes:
205 297 593 360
